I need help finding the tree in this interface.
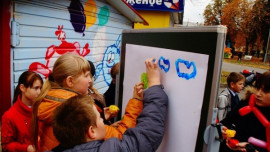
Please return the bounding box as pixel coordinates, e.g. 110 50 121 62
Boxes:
203 0 234 51
221 0 255 54
203 0 229 25
252 0 270 60
204 0 270 59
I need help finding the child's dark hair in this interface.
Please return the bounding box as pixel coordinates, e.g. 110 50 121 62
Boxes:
87 60 96 77
13 71 43 104
111 62 119 79
227 72 245 87
255 71 270 92
110 63 119 84
52 95 97 148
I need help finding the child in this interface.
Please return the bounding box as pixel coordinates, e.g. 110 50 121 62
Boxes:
87 60 109 124
104 62 120 107
31 53 144 151
1 71 43 152
88 60 144 141
102 81 144 141
87 60 141 131
220 71 270 152
52 58 168 151
217 72 245 121
31 53 93 151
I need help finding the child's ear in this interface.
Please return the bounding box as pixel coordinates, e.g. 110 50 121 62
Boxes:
65 76 74 88
230 82 235 88
87 126 96 139
19 84 26 93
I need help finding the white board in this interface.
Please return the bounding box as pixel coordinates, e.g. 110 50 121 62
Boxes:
121 44 209 152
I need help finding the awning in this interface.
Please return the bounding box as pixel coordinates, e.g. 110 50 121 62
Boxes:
106 0 149 25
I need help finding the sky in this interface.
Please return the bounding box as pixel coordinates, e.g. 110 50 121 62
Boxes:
183 0 212 24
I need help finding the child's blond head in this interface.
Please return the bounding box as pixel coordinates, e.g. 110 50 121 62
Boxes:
52 53 90 86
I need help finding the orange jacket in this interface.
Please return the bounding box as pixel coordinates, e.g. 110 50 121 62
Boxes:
104 98 143 140
37 88 78 151
37 88 143 151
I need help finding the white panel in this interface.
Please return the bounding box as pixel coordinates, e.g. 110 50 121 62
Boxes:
16 0 130 23
14 48 46 59
14 58 53 71
14 47 107 59
17 37 116 48
20 25 120 39
15 13 131 30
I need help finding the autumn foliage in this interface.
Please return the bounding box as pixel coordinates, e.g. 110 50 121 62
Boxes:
204 0 270 58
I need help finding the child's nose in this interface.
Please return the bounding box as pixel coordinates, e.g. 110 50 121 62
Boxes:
37 88 41 94
256 89 263 96
88 76 92 83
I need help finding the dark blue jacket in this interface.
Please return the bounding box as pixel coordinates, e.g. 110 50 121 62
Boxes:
57 85 168 152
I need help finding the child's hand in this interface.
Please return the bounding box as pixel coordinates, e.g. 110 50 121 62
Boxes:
104 107 119 120
133 82 144 100
226 142 249 151
145 58 160 88
221 126 229 140
27 145 36 152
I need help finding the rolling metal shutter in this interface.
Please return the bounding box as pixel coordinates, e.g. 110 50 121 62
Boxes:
11 0 132 96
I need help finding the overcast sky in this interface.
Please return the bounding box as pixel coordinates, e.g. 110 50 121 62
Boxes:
183 0 212 24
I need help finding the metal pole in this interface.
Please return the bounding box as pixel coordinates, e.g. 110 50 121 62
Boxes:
264 29 270 63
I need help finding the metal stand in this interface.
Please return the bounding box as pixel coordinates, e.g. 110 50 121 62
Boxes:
204 108 222 152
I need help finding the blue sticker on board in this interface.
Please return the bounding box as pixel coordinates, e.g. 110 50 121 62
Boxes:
175 58 197 80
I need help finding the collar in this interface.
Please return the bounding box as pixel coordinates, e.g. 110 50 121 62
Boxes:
228 88 238 97
45 88 79 102
14 95 32 117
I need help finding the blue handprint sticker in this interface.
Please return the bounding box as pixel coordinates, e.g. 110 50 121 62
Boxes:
175 58 197 80
158 56 170 73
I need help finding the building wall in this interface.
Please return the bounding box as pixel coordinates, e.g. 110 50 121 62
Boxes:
11 0 132 99
134 10 171 29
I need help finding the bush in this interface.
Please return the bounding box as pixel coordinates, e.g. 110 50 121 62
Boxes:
224 52 232 59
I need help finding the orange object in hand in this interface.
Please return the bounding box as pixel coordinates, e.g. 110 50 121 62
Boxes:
109 105 119 113
226 129 236 138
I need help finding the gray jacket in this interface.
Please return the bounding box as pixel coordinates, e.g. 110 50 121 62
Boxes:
58 85 168 152
217 88 231 121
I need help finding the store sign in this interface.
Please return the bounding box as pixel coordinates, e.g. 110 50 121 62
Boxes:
125 0 184 12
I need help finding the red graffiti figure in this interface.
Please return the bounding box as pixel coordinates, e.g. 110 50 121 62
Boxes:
239 94 270 151
29 25 90 78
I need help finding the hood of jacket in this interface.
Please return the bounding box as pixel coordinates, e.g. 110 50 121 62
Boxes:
242 86 256 101
38 88 78 123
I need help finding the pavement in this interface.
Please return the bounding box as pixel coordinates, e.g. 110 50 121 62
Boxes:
221 62 267 74
219 62 268 99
